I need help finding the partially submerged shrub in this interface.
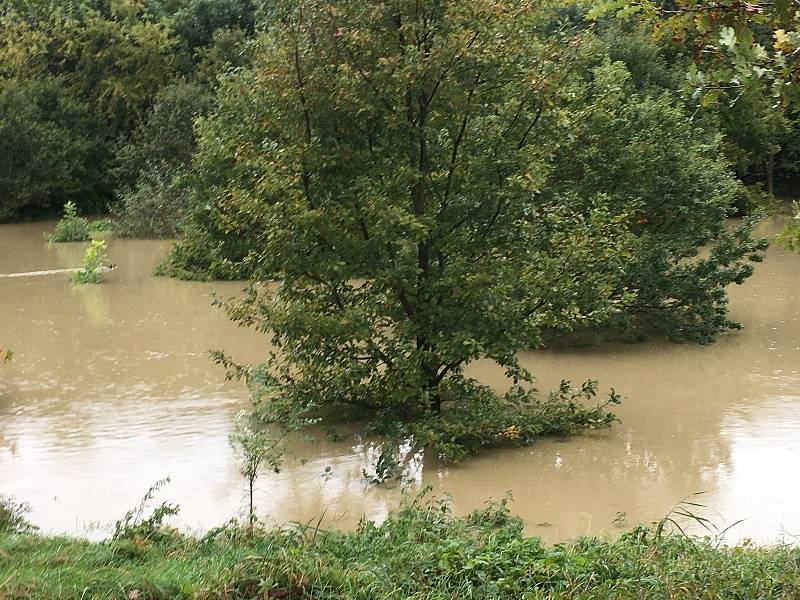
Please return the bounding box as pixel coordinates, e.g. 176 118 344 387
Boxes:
48 201 90 242
71 239 109 284
732 183 777 217
362 379 621 469
88 218 114 235
405 379 621 462
154 217 257 280
113 165 189 238
112 81 211 239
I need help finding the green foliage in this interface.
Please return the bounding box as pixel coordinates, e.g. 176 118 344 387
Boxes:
158 68 274 279
114 81 211 188
406 380 621 462
0 496 36 535
731 183 775 217
154 219 256 280
0 1 264 223
48 201 91 242
545 59 768 342
88 218 114 234
192 27 255 88
598 22 683 93
169 0 257 50
114 166 192 239
113 81 212 237
71 239 109 284
228 410 284 533
590 0 800 106
0 77 106 220
50 4 179 134
112 478 180 546
1 3 180 133
713 88 789 185
779 201 800 251
3 493 800 599
200 1 635 449
590 5 799 197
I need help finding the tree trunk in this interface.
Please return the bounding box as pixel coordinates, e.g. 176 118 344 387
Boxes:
248 477 255 536
430 391 442 413
766 156 775 196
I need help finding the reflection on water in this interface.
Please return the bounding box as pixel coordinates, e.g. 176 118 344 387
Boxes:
1 217 798 543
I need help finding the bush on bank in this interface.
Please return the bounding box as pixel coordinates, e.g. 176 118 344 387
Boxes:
2 494 799 600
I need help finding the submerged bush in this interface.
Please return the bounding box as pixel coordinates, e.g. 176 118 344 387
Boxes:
545 61 768 343
396 379 621 462
112 82 211 238
113 165 190 239
48 201 90 243
154 217 257 280
71 240 109 284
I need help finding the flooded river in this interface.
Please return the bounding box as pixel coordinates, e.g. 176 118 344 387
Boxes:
1 218 799 544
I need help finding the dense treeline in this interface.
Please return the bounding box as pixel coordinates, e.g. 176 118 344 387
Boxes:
0 0 261 224
2 1 796 227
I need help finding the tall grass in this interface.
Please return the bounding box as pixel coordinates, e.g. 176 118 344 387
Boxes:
0 495 36 535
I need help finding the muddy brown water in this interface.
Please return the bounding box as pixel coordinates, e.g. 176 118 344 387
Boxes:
1 218 798 544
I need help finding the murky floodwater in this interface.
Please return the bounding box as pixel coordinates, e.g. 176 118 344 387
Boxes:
1 217 799 544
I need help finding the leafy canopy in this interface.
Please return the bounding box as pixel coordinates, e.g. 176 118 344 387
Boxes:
208 0 630 452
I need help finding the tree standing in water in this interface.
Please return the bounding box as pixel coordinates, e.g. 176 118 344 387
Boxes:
210 0 630 456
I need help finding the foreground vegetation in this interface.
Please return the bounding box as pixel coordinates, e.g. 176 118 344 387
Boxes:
2 494 799 599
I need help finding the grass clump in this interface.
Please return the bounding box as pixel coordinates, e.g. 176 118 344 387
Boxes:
2 494 800 599
112 478 181 546
0 495 36 535
71 239 109 284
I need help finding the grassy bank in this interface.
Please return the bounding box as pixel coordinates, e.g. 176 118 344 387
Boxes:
2 495 800 600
